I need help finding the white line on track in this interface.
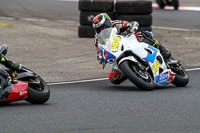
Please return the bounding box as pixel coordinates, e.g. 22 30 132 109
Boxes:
47 78 108 85
186 68 200 72
47 68 200 86
152 26 200 32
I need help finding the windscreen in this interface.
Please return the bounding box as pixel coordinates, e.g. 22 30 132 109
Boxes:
97 28 113 47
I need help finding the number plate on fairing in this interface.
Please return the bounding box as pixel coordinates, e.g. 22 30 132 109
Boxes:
152 60 160 73
111 37 121 52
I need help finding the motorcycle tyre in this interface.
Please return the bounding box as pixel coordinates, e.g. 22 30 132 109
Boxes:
172 66 189 87
172 0 179 10
26 75 50 104
156 0 165 9
115 0 152 15
119 61 155 91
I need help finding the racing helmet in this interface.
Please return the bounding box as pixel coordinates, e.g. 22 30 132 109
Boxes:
92 13 112 34
0 44 8 55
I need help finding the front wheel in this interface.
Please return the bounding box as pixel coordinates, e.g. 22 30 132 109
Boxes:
119 61 155 91
26 75 50 104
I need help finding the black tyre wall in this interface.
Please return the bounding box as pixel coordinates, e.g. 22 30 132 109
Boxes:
80 12 115 26
115 0 152 15
78 26 95 38
79 0 114 12
116 15 152 26
138 26 152 32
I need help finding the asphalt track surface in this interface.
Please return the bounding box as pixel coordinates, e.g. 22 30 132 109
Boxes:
1 0 200 133
0 70 199 133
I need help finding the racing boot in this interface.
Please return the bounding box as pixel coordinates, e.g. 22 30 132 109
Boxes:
0 69 11 88
109 70 127 85
0 76 12 89
156 41 172 60
141 31 171 60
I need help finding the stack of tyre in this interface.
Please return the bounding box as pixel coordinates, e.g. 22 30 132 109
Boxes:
115 0 153 32
78 0 114 38
78 0 153 38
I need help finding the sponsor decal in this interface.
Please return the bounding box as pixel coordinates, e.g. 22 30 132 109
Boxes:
168 71 176 82
155 72 169 85
152 60 160 73
111 37 121 51
20 91 27 96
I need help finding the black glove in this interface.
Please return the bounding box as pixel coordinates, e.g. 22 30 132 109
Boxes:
128 22 139 33
15 63 23 71
97 52 103 64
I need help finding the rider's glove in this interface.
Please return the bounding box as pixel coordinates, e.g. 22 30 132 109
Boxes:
130 22 139 33
97 52 103 64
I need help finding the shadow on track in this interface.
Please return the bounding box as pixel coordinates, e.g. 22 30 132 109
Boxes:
0 102 50 107
107 84 186 92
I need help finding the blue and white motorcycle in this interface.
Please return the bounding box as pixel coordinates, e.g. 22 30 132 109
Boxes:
97 28 189 91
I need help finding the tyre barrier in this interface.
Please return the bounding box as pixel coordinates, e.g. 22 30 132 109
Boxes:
78 0 152 38
116 15 152 27
115 0 152 32
78 26 95 38
79 0 114 12
115 0 152 15
78 0 115 38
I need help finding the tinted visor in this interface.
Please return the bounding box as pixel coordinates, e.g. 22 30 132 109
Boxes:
95 19 111 33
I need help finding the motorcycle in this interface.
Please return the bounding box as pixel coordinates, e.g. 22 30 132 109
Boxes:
156 0 179 10
0 45 50 104
97 28 189 91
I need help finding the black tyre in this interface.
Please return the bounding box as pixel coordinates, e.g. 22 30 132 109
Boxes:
156 0 165 9
119 60 154 91
172 66 189 87
79 0 114 12
26 76 50 104
116 15 152 27
138 26 152 32
80 12 115 26
172 0 179 10
115 0 152 15
78 26 95 38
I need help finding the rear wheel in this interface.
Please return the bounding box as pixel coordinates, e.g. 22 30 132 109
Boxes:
171 66 189 87
26 75 50 104
119 61 154 91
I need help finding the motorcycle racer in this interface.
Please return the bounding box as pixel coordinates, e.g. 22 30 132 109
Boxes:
92 13 172 84
0 44 22 89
